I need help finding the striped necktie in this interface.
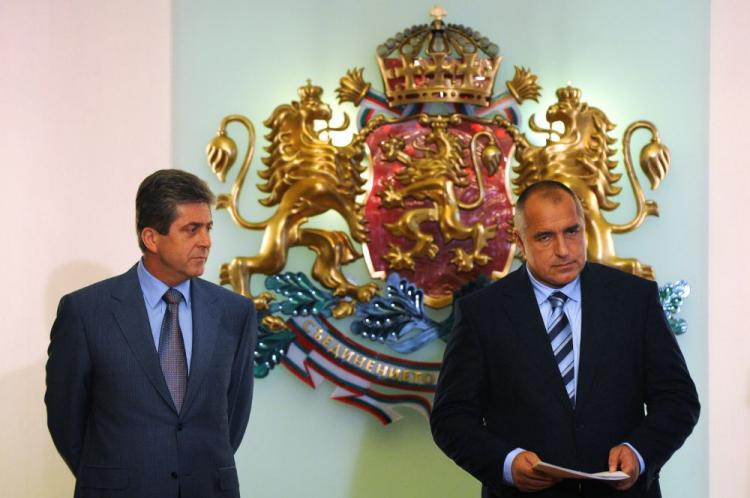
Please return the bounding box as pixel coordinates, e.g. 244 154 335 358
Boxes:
159 288 188 412
548 291 575 405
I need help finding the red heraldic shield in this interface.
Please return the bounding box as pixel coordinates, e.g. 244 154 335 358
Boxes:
362 115 515 308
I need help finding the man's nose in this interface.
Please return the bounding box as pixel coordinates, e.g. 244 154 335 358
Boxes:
199 228 211 248
553 235 569 257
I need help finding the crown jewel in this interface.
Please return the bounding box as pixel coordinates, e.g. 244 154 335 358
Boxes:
376 9 502 107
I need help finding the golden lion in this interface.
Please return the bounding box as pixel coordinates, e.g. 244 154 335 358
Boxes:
377 114 501 273
504 86 671 280
206 81 381 318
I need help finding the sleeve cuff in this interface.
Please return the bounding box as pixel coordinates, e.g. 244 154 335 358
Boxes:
503 448 525 485
623 442 646 474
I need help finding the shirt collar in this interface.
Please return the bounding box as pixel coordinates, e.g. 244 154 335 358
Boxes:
137 259 192 309
526 265 581 306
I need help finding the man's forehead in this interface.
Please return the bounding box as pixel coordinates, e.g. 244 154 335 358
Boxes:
174 202 212 221
527 188 571 206
524 197 581 227
526 194 578 215
175 202 211 212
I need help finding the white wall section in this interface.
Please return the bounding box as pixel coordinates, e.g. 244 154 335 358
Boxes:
708 1 750 497
0 1 171 496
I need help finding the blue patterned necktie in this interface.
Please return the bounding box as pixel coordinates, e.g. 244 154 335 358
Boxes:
159 288 188 412
547 291 575 405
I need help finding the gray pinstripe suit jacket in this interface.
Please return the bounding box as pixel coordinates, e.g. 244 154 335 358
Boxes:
46 265 257 498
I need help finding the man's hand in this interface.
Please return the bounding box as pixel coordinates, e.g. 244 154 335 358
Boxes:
608 444 640 491
511 451 561 493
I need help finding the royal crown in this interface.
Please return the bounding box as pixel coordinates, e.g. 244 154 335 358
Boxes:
555 85 582 105
376 7 502 107
298 79 324 103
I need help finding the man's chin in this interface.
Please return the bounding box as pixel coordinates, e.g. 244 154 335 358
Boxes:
550 266 582 286
188 262 206 277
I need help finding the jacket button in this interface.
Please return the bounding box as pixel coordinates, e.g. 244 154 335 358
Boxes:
177 423 183 431
171 471 178 479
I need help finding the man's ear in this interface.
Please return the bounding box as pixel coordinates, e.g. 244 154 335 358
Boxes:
141 227 159 253
514 230 526 257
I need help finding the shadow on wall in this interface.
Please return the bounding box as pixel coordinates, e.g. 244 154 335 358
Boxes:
0 361 74 497
0 261 116 496
346 410 478 498
45 260 118 324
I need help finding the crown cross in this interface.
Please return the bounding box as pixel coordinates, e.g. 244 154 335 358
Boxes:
430 5 447 22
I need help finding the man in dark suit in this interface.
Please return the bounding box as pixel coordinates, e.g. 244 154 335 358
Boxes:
430 181 699 497
45 169 257 498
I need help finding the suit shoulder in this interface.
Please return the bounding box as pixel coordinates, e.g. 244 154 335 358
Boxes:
588 262 656 293
62 268 134 303
455 267 519 310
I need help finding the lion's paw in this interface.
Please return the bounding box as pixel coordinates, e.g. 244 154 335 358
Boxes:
331 300 356 319
253 291 275 310
451 248 474 273
355 282 380 302
383 244 415 270
378 184 403 208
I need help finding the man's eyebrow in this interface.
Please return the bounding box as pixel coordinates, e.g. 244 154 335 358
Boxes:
181 221 210 229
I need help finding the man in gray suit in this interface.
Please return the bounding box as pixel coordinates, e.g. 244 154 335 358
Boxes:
46 169 257 498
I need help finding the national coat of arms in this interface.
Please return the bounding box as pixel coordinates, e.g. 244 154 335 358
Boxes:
205 7 690 424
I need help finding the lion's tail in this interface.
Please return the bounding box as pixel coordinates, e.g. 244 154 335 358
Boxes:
611 120 669 234
206 114 267 230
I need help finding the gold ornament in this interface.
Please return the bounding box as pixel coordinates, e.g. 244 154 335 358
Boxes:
500 85 671 280
209 8 673 308
377 114 500 277
337 67 371 106
375 14 502 107
206 81 384 316
506 66 542 104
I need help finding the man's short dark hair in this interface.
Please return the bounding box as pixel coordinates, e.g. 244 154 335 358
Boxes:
514 180 584 234
136 169 215 252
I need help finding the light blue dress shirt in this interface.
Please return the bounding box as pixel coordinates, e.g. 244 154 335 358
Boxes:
502 268 644 485
528 270 583 383
136 259 194 372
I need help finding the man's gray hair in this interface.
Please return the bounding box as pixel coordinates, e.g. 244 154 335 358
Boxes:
513 180 584 234
135 169 215 252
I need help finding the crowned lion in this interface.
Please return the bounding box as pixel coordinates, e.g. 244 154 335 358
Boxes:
503 85 671 280
377 114 500 273
206 81 381 318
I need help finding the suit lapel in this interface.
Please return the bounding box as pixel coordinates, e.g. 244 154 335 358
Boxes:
181 278 220 416
502 266 573 410
110 265 176 412
576 263 613 412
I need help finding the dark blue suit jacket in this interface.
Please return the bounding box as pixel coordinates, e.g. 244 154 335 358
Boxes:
430 263 699 498
45 265 257 498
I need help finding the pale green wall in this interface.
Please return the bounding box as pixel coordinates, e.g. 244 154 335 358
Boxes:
173 1 708 496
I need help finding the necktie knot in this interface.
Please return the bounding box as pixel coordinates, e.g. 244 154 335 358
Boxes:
548 291 568 310
163 288 182 305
